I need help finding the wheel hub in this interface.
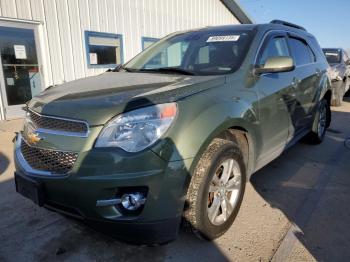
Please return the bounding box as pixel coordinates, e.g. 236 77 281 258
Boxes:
207 158 242 226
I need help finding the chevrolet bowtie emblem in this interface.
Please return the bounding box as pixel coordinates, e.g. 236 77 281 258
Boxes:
27 132 42 145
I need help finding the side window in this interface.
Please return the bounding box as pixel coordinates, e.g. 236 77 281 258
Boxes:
288 37 313 66
307 46 316 63
196 46 210 64
308 36 327 63
258 36 290 65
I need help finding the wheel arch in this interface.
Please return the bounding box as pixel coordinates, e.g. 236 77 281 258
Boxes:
317 73 332 127
216 126 256 178
188 121 258 179
322 88 332 128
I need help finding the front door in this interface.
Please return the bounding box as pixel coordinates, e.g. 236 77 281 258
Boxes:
0 24 43 119
253 32 295 169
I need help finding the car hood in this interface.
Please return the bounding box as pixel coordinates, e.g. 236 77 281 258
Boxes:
29 72 225 125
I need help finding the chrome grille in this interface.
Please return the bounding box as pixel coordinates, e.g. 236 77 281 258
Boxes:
28 110 88 135
20 139 78 174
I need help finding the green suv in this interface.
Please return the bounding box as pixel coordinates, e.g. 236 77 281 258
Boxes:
14 20 332 244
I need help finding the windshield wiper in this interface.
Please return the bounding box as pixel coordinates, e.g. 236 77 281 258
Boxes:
107 65 135 72
139 67 195 75
109 66 195 75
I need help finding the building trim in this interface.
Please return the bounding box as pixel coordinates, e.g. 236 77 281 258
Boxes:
84 30 124 69
220 0 253 24
0 16 42 25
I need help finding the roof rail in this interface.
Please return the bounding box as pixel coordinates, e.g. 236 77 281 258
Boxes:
270 20 306 31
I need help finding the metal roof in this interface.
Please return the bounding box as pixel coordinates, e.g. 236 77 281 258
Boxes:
220 0 253 24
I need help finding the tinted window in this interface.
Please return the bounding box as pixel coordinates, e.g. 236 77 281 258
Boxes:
143 42 189 68
309 36 327 63
307 46 316 62
259 36 290 65
323 49 341 64
289 38 313 66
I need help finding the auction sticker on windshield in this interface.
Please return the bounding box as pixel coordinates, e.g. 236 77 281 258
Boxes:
207 35 240 42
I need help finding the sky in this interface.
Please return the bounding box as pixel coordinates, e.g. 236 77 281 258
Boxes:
238 0 350 52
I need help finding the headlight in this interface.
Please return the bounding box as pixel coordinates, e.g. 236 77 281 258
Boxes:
95 103 177 152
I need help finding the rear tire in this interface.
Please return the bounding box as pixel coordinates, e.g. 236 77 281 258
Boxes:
305 99 329 144
184 138 246 240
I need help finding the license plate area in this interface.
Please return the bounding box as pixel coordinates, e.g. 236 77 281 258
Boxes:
15 173 45 206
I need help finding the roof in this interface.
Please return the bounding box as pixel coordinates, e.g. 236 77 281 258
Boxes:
220 0 253 24
322 48 343 51
201 24 257 32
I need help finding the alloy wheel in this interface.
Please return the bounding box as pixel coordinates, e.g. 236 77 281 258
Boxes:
317 103 327 138
207 158 242 226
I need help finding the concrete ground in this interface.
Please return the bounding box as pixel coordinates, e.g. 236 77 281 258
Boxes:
1 99 350 262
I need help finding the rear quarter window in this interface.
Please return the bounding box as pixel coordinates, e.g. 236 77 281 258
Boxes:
309 36 328 64
288 37 314 66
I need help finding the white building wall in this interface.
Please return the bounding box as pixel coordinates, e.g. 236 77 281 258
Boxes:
0 0 240 88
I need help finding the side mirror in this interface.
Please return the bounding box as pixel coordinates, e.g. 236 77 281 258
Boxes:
254 56 295 75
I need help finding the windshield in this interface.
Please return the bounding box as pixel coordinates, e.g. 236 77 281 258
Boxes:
323 49 341 64
124 29 255 75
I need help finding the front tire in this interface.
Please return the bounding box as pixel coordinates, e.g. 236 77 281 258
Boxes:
184 138 246 240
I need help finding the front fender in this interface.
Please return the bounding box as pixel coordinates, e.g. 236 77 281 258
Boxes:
152 94 260 173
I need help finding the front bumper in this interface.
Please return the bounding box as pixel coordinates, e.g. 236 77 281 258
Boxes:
14 134 193 244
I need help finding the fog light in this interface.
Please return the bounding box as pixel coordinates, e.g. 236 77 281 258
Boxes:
121 192 146 211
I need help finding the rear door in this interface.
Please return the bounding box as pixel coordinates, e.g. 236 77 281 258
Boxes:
254 32 296 168
286 35 319 136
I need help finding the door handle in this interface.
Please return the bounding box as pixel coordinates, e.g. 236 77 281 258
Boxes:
291 78 300 88
316 69 321 77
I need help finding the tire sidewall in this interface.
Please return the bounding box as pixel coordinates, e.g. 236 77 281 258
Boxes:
195 143 246 239
313 99 328 141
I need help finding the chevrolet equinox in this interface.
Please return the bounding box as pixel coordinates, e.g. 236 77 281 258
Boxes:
14 20 332 244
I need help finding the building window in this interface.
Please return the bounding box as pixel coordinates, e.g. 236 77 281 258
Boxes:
142 37 160 50
85 31 123 67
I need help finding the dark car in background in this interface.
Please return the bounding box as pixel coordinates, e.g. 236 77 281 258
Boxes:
323 48 350 106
